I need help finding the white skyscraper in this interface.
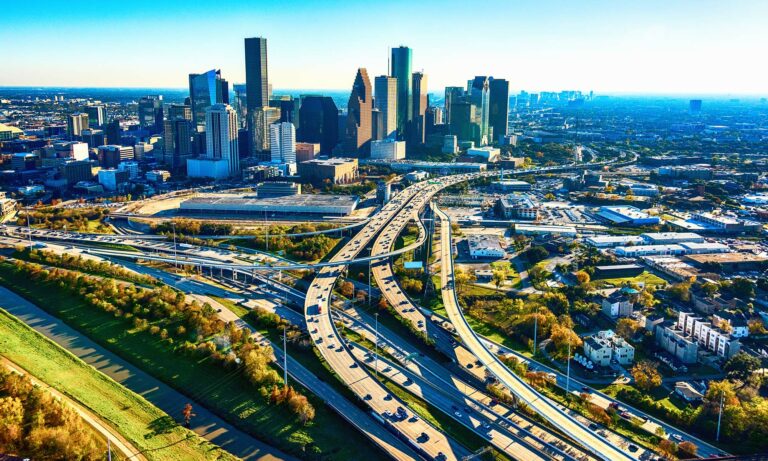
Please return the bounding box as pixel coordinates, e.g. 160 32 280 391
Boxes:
269 122 296 164
204 104 240 177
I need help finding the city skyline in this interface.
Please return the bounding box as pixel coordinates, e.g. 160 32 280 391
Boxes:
4 0 768 94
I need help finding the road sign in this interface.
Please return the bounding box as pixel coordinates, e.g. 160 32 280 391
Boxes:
404 261 423 269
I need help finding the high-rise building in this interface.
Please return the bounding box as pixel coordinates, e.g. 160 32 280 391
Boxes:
67 113 89 139
269 122 296 164
391 46 412 140
469 76 491 145
374 75 397 140
138 95 164 134
298 95 338 155
105 119 122 145
84 105 106 128
410 72 428 145
444 86 465 125
449 99 477 145
488 78 509 144
162 118 193 171
98 145 134 169
80 129 105 148
249 106 281 160
232 84 248 128
343 68 373 155
245 37 269 112
245 37 269 158
188 70 229 133
168 104 192 122
204 104 240 177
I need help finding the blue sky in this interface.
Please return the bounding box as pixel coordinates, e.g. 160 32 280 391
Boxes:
3 0 767 94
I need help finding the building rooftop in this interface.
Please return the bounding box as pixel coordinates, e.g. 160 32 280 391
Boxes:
685 252 768 264
641 232 703 242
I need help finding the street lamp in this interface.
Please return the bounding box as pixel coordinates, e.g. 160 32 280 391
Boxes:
170 221 178 268
374 313 379 379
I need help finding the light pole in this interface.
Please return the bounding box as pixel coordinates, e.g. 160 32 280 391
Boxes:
171 221 178 268
532 309 538 357
25 206 32 246
716 389 725 442
374 313 379 379
367 260 371 307
566 340 571 393
282 325 288 387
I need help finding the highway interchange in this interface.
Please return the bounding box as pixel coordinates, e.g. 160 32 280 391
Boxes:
0 156 724 461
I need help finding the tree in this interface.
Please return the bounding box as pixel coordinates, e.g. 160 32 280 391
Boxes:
678 441 698 458
724 352 761 381
668 282 692 302
701 282 720 298
454 268 476 294
549 323 582 357
574 270 590 286
729 277 755 299
615 318 640 340
630 360 662 392
340 281 355 298
526 246 549 263
492 270 506 289
182 403 195 428
658 439 678 459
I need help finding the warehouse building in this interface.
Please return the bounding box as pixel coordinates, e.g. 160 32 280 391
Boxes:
585 235 645 248
641 232 704 245
467 234 505 259
596 206 660 226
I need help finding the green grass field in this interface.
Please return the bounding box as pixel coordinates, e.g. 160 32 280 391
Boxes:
592 271 667 289
0 263 382 460
0 308 234 461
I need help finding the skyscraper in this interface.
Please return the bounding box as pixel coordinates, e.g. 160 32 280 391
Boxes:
444 86 465 125
298 95 338 155
188 70 229 133
205 104 240 177
469 76 490 145
67 113 89 139
269 122 296 164
163 118 193 171
232 84 248 128
138 95 164 134
84 105 106 128
410 72 428 145
391 46 412 140
374 75 397 140
488 78 509 144
250 106 281 158
168 104 192 122
343 68 373 155
245 37 269 112
245 37 269 158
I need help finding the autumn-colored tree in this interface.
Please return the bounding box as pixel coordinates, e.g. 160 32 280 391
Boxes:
340 281 355 298
615 318 639 340
678 441 697 458
574 270 591 286
182 403 195 428
630 360 662 392
658 439 678 459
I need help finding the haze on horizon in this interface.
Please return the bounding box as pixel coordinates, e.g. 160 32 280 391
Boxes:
4 0 767 95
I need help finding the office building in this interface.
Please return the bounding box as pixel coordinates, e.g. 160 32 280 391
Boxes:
84 105 106 128
67 112 89 139
495 195 539 220
343 68 373 155
298 157 358 185
146 170 171 183
442 135 458 154
444 86 465 125
468 234 505 259
138 95 164 134
596 206 661 226
133 141 154 160
410 72 428 146
98 168 129 192
269 122 296 164
168 104 192 122
163 118 194 171
377 181 391 204
80 129 105 148
249 106 281 159
61 160 94 185
188 69 229 133
469 76 490 145
466 146 500 162
203 104 240 177
98 145 133 169
295 142 320 163
370 139 406 160
118 161 140 179
105 119 122 145
298 95 338 155
245 37 269 112
374 75 398 140
488 78 509 143
391 46 412 139
245 37 269 157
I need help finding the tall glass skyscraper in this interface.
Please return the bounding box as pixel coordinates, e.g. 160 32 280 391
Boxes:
188 69 228 133
469 76 490 145
488 78 510 144
205 104 240 177
374 75 397 140
390 46 412 140
298 95 338 155
244 37 269 111
343 68 373 155
410 72 428 145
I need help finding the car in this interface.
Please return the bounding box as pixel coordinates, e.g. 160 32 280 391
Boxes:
383 394 392 401
454 411 463 418
419 432 429 442
588 423 599 430
363 393 372 401
628 444 638 453
671 434 683 442
582 386 590 392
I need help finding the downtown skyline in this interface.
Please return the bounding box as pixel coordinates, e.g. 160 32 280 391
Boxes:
4 0 768 94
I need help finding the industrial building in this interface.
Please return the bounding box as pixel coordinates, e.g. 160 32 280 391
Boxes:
491 179 532 192
495 195 540 220
180 193 359 217
596 206 660 226
585 235 645 248
640 232 704 245
467 234 505 259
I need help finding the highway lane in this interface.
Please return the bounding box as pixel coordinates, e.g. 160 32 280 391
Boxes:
434 204 637 461
306 176 482 461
